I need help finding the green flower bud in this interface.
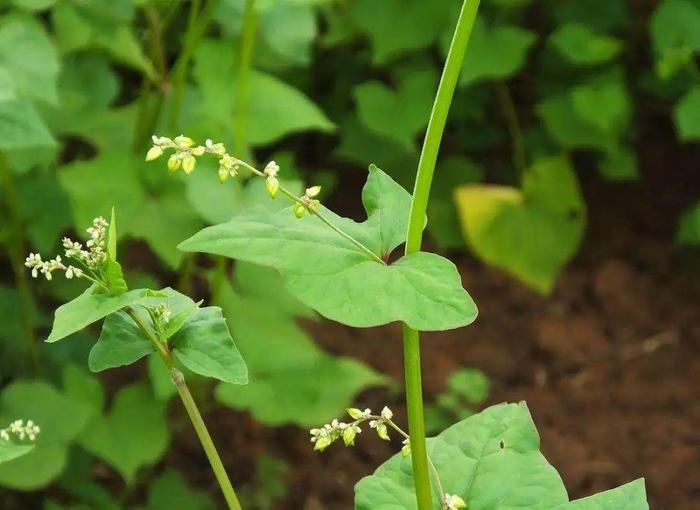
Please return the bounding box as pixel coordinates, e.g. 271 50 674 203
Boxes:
167 154 181 173
218 167 229 183
174 135 194 148
294 202 306 219
145 146 162 161
376 423 389 441
305 185 321 198
266 176 279 198
342 426 356 447
347 408 364 420
182 154 196 174
314 435 332 452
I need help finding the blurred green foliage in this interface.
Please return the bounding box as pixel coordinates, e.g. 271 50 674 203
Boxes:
0 0 696 506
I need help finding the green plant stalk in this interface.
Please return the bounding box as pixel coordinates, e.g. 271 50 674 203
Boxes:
169 0 217 127
234 0 257 156
0 153 39 370
126 308 242 510
403 1 481 508
494 81 526 174
214 0 257 294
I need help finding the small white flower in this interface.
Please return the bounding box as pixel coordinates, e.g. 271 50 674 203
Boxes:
347 408 371 420
380 406 393 420
263 161 279 178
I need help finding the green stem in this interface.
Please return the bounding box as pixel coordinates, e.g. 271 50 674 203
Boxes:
0 153 39 371
169 0 214 128
234 0 257 156
402 1 480 509
126 308 242 510
494 81 526 174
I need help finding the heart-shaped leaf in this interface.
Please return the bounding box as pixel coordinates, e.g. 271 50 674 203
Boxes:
179 166 477 331
550 23 622 66
0 381 92 489
355 402 648 510
455 157 585 293
79 383 169 482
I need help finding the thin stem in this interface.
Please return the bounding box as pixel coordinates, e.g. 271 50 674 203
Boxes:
0 153 39 371
402 2 481 509
234 0 257 156
238 160 386 265
169 0 215 127
126 308 242 510
132 7 168 153
494 81 526 174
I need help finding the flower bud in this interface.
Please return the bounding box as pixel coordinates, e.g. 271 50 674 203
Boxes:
145 146 163 161
342 427 356 447
314 436 332 452
182 154 196 174
218 167 229 183
266 176 280 198
174 135 194 148
192 146 206 156
347 408 365 420
293 202 306 218
306 185 321 198
401 440 411 457
167 154 181 173
376 423 389 441
381 406 393 420
264 160 279 177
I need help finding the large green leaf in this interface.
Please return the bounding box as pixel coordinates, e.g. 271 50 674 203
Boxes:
79 383 169 482
550 23 622 66
355 402 647 510
88 310 155 372
214 269 385 426
180 166 477 331
451 18 536 85
171 307 248 385
192 39 334 147
0 381 92 489
47 285 150 343
674 86 700 141
0 99 56 172
553 480 648 510
354 71 436 151
348 0 454 64
455 157 586 293
90 288 246 384
0 14 60 104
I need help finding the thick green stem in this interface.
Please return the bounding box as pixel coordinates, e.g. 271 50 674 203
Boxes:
126 309 242 510
0 153 38 370
402 1 481 509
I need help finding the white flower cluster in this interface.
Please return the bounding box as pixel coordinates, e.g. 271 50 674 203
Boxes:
444 494 467 510
147 134 324 219
25 217 109 282
0 419 40 442
147 135 238 181
309 406 395 452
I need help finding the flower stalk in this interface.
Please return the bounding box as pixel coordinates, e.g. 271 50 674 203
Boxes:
403 1 481 508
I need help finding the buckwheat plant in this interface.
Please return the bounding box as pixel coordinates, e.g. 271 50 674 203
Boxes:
26 213 247 509
143 1 649 508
